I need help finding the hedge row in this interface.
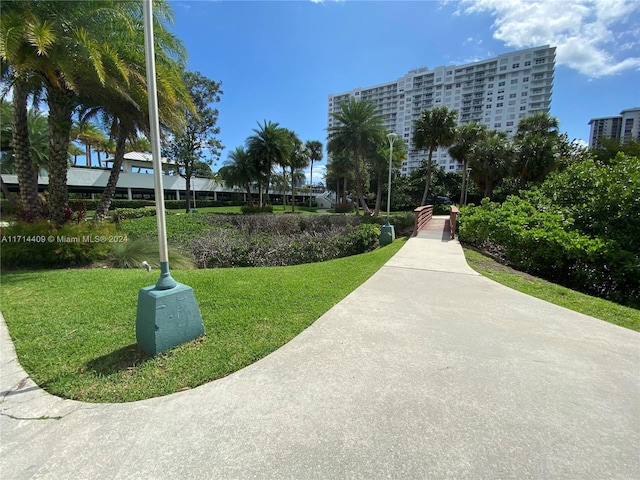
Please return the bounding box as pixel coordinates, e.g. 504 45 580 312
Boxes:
459 196 639 308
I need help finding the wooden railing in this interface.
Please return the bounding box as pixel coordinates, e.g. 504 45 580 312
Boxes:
449 206 459 239
413 205 433 236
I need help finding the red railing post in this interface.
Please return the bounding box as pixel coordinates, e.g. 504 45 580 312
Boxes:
450 206 459 239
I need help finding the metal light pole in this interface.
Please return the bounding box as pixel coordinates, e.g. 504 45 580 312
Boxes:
385 132 397 222
379 132 397 246
136 0 204 356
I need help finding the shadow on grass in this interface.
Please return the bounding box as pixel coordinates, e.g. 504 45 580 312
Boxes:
86 343 150 376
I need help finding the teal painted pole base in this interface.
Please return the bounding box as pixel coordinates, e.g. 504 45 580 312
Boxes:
136 282 205 356
379 223 395 246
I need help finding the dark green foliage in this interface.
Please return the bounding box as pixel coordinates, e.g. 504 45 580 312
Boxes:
459 154 640 307
334 202 355 213
111 208 157 221
240 204 274 214
1 221 116 268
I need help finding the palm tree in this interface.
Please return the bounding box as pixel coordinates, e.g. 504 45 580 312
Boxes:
219 146 257 205
468 129 514 198
370 135 407 216
325 152 354 206
71 114 105 167
285 131 309 213
448 123 486 205
305 140 323 207
328 98 385 215
1 0 185 225
413 106 458 205
514 112 561 188
246 120 290 207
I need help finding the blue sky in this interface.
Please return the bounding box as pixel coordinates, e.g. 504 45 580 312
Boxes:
168 0 640 179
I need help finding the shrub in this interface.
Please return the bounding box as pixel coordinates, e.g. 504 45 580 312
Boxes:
111 207 157 222
334 202 355 214
1 221 117 268
240 204 274 214
107 238 194 269
459 195 639 308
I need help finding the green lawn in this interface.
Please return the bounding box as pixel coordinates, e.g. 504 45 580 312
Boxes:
463 247 640 332
1 239 405 403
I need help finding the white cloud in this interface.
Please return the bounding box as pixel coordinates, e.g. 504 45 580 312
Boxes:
454 0 640 78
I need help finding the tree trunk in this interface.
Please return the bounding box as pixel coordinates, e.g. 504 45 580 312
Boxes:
185 170 192 214
309 160 314 208
282 166 287 209
0 176 16 204
85 142 91 167
47 84 75 225
459 160 467 205
353 150 370 215
374 168 383 217
12 78 42 220
420 149 434 206
94 122 127 222
290 166 295 213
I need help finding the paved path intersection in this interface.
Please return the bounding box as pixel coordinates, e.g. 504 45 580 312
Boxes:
1 218 638 479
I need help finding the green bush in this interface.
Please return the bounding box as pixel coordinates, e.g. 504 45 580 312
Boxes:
1 221 117 268
111 207 158 221
107 238 194 269
240 204 274 214
334 202 355 214
459 194 639 308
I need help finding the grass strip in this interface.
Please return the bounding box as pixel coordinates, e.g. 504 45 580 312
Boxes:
1 239 405 403
463 247 640 332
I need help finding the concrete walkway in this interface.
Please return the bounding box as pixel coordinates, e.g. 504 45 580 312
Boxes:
2 217 639 479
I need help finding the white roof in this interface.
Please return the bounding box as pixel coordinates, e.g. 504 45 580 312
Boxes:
106 151 176 165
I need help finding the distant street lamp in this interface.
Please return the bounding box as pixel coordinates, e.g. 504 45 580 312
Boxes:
379 132 397 246
464 167 472 205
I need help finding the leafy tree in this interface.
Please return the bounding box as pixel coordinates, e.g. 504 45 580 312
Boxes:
449 123 485 204
328 97 385 215
468 129 513 198
246 120 290 207
591 137 640 164
219 146 257 205
413 106 458 205
163 71 223 213
305 139 323 207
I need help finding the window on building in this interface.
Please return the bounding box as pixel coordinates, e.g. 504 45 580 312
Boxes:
494 123 502 128
511 79 518 84
512 63 520 68
524 60 531 66
498 81 505 86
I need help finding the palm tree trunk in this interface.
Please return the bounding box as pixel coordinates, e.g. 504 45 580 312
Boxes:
47 84 76 225
459 160 467 205
309 160 314 208
85 142 91 167
374 168 383 216
12 78 42 220
420 149 434 206
290 166 295 213
94 123 127 222
282 166 287 209
0 176 16 205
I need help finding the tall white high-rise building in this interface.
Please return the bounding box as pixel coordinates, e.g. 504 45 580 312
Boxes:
327 45 556 175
